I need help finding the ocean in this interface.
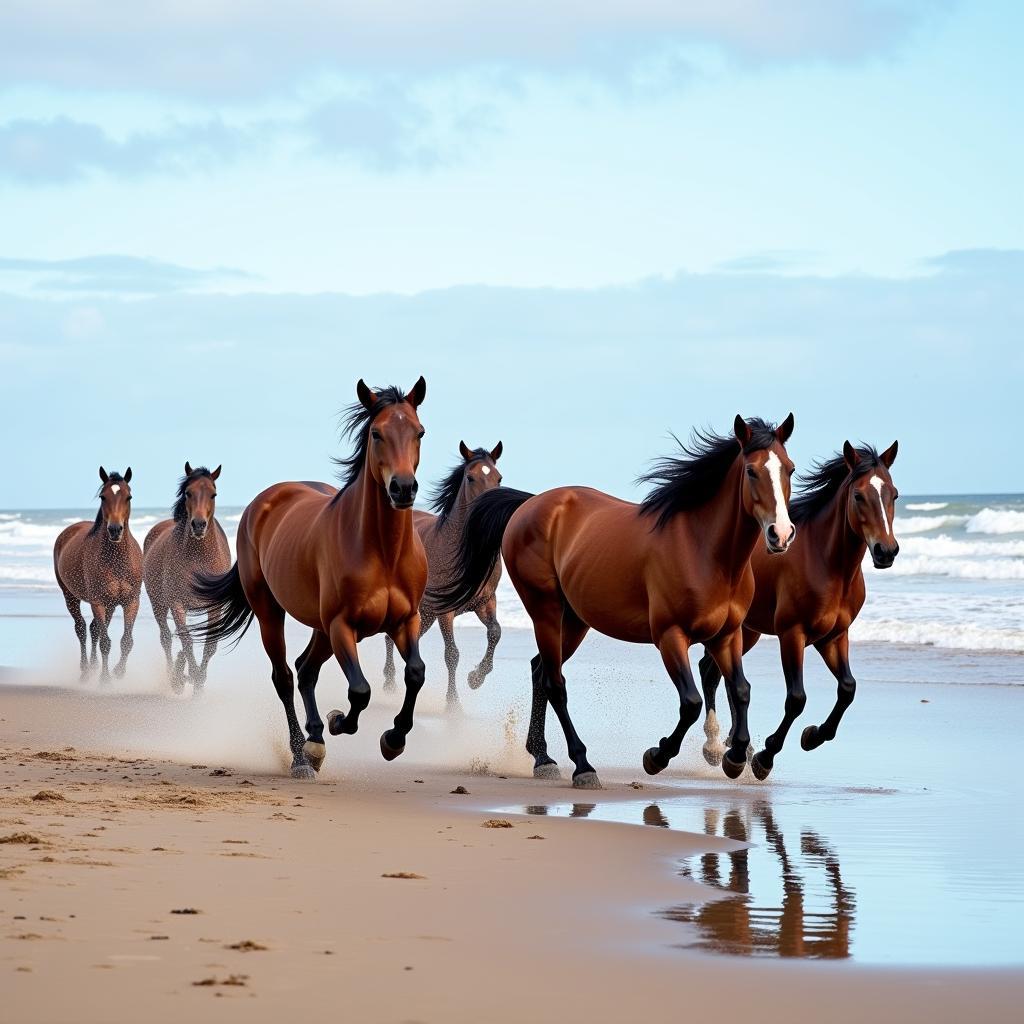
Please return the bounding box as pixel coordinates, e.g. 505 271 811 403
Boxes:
3 493 1022 667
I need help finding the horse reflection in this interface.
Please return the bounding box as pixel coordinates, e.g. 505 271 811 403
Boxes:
661 801 854 958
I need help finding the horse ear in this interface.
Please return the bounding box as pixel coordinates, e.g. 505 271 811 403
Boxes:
211 464 222 480
734 415 752 446
490 441 503 461
880 440 898 468
356 379 377 411
776 412 795 444
99 466 108 483
407 376 426 408
124 467 132 483
459 440 473 461
843 441 860 471
185 461 193 476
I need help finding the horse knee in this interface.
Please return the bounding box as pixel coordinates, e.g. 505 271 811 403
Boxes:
786 688 807 717
731 679 751 706
838 677 856 705
405 659 425 690
681 690 703 722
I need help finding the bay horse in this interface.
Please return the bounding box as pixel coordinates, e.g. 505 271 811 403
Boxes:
53 467 143 681
699 441 899 779
195 378 428 780
383 440 504 707
433 415 796 787
143 463 231 693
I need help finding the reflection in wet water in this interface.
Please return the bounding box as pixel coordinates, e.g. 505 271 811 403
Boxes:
664 802 855 958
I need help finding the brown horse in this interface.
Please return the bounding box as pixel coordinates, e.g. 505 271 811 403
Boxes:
53 467 143 681
383 440 504 707
699 441 899 779
196 379 428 779
143 463 231 693
433 415 795 787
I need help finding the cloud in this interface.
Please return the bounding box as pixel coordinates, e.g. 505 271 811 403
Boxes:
0 2 948 97
0 255 256 295
925 248 1024 276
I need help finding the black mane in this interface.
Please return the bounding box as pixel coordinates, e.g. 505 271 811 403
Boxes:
790 445 880 524
429 448 489 525
88 472 124 535
638 418 779 529
330 385 411 503
173 466 215 525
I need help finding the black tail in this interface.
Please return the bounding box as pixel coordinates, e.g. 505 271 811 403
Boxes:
429 488 534 612
192 562 255 647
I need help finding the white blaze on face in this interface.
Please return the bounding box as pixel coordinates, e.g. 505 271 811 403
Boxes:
870 475 891 536
481 466 491 476
111 485 120 494
765 451 794 543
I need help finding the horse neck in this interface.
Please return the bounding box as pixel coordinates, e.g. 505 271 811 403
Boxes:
810 484 867 580
341 469 414 565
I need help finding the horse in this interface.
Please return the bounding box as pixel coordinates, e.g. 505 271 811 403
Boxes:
142 463 231 693
432 414 796 787
53 467 143 681
383 440 504 707
195 378 429 780
699 441 899 779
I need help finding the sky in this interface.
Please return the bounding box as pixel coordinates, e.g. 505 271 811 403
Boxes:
0 1 1021 507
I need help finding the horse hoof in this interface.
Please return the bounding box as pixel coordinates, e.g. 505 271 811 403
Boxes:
801 725 821 751
303 741 326 773
446 698 462 715
380 731 405 761
467 670 485 690
572 771 602 790
113 665 126 679
750 752 773 781
643 747 666 776
722 753 746 780
533 762 562 780
382 679 396 694
702 742 724 767
327 710 346 736
290 763 317 781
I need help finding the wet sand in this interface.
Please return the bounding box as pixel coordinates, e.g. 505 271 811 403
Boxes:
1 668 1022 1023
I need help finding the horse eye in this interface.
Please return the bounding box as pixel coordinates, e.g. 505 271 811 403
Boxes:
854 491 865 502
371 430 383 442
417 430 425 440
746 467 757 479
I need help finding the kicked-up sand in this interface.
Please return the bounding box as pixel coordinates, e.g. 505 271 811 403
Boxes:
1 623 1023 1022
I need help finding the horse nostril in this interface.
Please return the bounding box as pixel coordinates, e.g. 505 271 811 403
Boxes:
388 479 402 498
767 524 779 544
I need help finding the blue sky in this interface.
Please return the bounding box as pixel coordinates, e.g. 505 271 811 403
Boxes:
1 1 1021 506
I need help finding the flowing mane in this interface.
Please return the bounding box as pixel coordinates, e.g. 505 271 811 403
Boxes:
172 466 215 528
88 471 125 535
429 448 490 526
329 385 411 504
790 444 880 524
638 418 779 529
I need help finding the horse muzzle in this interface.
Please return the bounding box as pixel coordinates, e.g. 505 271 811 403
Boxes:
387 477 418 510
190 519 209 540
107 526 125 544
871 541 899 569
765 522 796 554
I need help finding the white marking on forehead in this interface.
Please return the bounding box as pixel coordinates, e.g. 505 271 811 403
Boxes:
481 466 491 476
111 484 120 494
870 475 890 536
765 452 793 530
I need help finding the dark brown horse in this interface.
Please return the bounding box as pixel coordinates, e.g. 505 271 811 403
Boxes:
143 463 231 692
383 441 504 707
53 467 143 681
434 415 795 787
196 379 428 779
699 441 899 779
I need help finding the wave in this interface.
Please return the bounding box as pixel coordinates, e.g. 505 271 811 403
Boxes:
0 565 54 584
898 534 1024 558
851 617 1024 653
905 502 948 512
881 555 1024 581
896 514 970 535
965 508 1024 536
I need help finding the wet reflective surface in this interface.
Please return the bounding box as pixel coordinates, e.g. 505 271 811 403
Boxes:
508 783 1024 965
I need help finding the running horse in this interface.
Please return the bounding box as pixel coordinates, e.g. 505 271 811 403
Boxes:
699 441 899 779
196 379 428 779
53 468 143 681
433 415 796 787
383 440 504 707
143 463 231 692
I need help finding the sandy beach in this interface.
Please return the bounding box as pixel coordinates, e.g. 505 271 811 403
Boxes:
2 621 1022 1023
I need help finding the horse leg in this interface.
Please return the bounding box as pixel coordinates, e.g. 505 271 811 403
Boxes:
467 596 501 690
698 648 725 765
89 603 113 682
707 630 753 779
751 630 806 780
438 611 460 710
643 628 702 775
195 609 220 690
378 615 426 760
382 637 397 693
88 604 102 674
61 587 89 679
294 629 333 772
325 619 372 741
802 632 856 751
171 603 200 688
152 602 179 690
113 597 138 678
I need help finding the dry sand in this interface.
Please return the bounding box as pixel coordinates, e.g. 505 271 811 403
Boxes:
1 681 1021 1024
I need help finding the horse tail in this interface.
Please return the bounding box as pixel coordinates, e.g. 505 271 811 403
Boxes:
429 488 533 612
193 562 254 646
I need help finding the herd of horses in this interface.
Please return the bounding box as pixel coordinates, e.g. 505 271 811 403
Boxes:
53 376 900 787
